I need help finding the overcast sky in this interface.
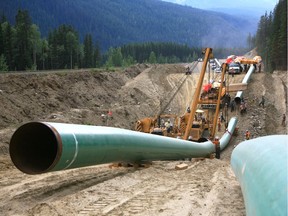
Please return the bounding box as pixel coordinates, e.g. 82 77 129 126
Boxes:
161 0 278 15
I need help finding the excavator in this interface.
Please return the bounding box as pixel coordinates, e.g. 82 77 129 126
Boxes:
135 48 228 142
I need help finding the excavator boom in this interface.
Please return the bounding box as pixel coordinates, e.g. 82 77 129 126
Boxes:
183 48 213 140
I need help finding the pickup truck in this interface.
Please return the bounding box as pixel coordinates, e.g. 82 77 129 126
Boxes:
228 62 242 74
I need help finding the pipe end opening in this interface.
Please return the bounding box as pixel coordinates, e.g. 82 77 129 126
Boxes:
9 122 60 174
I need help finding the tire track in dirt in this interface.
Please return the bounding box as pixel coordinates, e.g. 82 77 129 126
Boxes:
0 165 132 215
72 160 241 216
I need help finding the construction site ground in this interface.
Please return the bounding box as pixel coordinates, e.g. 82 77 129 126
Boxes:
0 58 287 215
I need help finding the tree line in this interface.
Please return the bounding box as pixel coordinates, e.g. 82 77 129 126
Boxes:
0 9 251 72
0 10 102 71
253 0 287 72
0 9 196 72
0 10 200 71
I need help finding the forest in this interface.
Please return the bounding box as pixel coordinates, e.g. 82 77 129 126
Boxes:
0 0 286 72
254 0 287 71
0 10 249 71
0 0 254 50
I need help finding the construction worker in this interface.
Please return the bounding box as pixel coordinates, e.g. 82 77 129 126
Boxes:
217 117 221 131
213 136 220 159
185 66 191 75
220 112 226 122
101 114 107 124
165 120 171 133
259 95 265 108
245 130 251 140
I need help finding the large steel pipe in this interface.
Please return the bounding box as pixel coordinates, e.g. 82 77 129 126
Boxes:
10 117 238 175
10 122 215 175
234 65 255 104
231 135 288 216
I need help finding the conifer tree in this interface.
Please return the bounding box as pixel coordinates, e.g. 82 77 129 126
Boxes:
66 31 78 69
14 10 32 70
84 34 93 68
148 51 157 64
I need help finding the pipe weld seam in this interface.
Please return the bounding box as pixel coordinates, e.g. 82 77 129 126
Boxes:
225 129 232 136
64 132 79 169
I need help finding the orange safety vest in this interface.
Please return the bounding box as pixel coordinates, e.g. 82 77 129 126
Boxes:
245 131 250 139
213 140 220 146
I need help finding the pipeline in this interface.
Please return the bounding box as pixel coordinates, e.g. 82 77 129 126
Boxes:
231 135 288 216
214 58 221 68
219 116 237 150
234 65 255 104
10 117 238 175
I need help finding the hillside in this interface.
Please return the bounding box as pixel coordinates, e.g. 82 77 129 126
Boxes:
0 0 255 50
0 62 287 215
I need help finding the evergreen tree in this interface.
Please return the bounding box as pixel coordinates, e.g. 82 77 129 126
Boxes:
0 24 3 55
246 33 253 50
3 22 14 70
123 55 135 66
255 0 287 71
0 54 8 72
106 47 123 67
30 24 41 70
271 0 287 70
66 31 78 69
47 25 79 69
93 43 101 68
40 39 49 70
14 10 32 70
112 47 123 67
148 51 157 64
84 34 93 68
77 44 84 69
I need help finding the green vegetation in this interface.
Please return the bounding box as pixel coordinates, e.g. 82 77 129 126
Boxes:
1 9 250 71
0 54 8 72
0 0 253 51
2 1 286 72
253 0 287 72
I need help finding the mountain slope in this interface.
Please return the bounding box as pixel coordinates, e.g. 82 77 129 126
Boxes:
0 0 254 50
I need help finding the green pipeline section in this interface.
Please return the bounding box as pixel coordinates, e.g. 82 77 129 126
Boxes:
231 135 288 216
10 117 237 175
234 64 255 103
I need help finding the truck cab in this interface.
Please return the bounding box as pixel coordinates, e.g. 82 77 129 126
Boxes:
228 62 242 74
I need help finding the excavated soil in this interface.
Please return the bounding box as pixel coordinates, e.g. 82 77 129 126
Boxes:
0 60 287 216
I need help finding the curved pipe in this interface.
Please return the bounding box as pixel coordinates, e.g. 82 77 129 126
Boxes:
231 135 288 216
10 117 238 174
234 65 255 104
219 116 238 150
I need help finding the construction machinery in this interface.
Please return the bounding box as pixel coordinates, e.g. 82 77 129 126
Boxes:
135 48 229 142
226 55 262 73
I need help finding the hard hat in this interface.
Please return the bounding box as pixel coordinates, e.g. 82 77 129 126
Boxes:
215 136 219 140
246 130 248 132
188 136 193 140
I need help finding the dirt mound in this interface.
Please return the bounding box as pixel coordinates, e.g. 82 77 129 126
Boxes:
0 63 286 216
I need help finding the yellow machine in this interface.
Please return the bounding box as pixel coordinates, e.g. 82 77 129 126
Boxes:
135 48 227 142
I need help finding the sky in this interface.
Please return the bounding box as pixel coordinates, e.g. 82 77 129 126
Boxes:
161 0 278 17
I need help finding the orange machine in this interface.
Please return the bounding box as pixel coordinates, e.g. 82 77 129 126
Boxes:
135 48 227 142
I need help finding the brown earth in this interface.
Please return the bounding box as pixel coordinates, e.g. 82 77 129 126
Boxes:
0 59 287 216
